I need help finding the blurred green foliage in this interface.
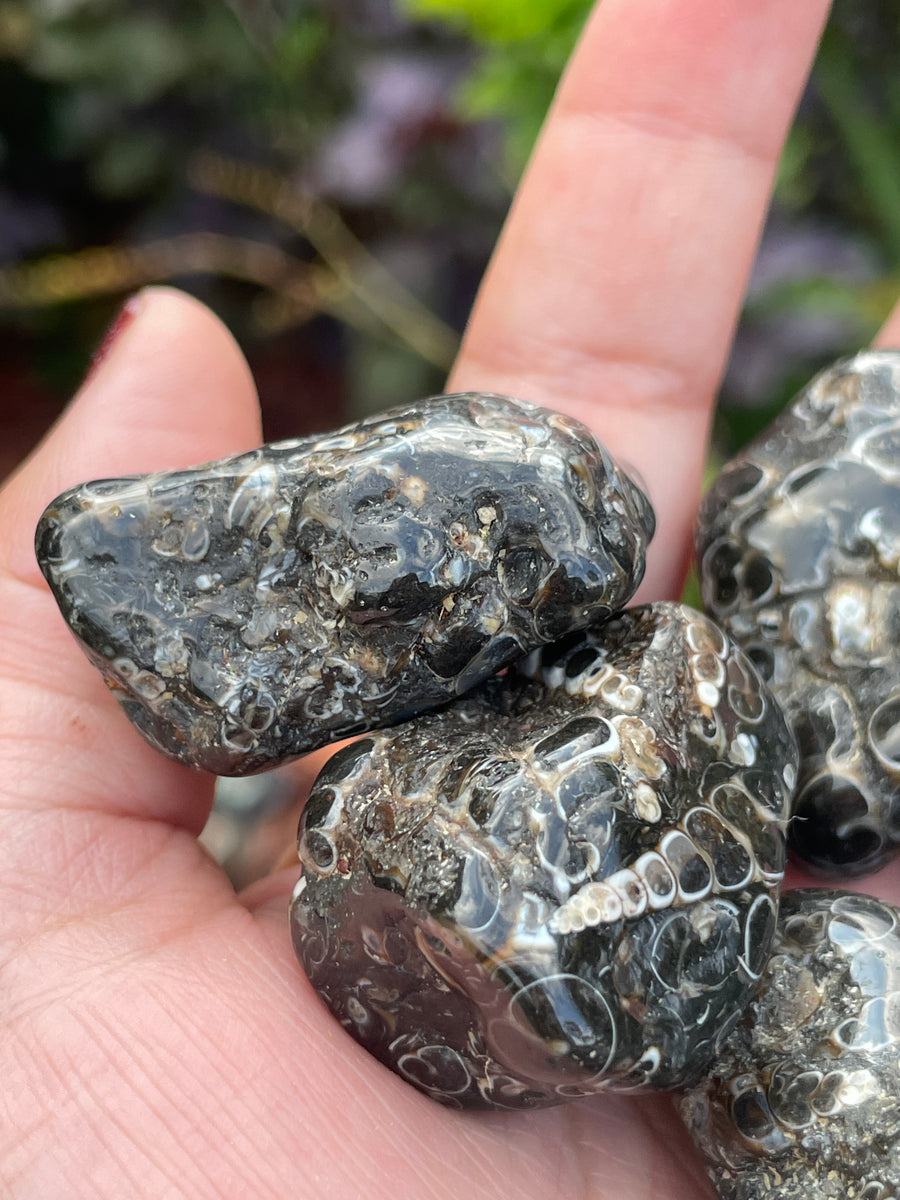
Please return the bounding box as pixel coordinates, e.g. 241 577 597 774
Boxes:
401 0 581 40
0 0 475 428
0 0 898 462
0 1 343 200
402 0 589 179
814 21 900 265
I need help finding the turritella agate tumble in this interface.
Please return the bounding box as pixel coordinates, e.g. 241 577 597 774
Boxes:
290 602 797 1110
696 352 900 875
680 889 900 1199
35 393 653 775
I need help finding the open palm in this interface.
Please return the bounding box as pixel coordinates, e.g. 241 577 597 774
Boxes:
3 2 899 1197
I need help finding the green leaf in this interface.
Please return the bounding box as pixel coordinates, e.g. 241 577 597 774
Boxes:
399 0 586 43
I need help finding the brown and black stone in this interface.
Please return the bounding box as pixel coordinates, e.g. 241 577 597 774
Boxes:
290 602 796 1110
681 888 900 1199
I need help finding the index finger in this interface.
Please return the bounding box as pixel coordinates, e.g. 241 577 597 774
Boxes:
450 0 831 600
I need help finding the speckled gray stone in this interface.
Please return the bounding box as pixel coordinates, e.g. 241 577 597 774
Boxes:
680 888 900 1200
35 392 654 774
696 352 900 875
290 602 796 1110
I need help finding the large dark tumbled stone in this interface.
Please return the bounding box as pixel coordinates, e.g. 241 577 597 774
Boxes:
290 602 796 1110
696 352 900 875
35 393 654 774
680 888 900 1200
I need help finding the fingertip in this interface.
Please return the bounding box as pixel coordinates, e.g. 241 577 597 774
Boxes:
2 286 262 585
59 285 262 472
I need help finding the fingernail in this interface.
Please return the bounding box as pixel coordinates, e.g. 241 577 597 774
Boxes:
84 291 146 384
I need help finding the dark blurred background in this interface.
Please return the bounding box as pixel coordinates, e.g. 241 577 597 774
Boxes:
1 0 899 482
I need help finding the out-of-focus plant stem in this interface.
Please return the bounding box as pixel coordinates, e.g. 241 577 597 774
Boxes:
0 233 431 353
0 154 462 373
189 152 460 372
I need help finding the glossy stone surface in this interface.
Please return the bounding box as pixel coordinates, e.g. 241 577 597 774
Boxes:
35 392 654 775
680 889 900 1200
290 602 796 1109
696 352 900 875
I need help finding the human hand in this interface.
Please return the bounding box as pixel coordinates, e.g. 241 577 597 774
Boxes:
3 2 898 1197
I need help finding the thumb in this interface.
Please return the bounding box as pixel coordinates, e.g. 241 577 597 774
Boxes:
0 286 262 831
1 286 261 587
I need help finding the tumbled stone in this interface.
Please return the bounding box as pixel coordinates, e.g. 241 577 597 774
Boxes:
35 392 654 775
290 602 796 1109
696 351 900 875
680 888 900 1200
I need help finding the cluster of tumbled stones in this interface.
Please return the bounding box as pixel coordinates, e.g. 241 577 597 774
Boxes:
688 350 900 1196
35 362 900 1195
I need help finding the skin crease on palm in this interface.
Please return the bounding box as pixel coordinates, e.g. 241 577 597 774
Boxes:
1 2 900 1198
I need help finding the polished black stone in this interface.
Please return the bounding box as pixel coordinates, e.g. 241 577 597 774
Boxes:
35 392 654 774
696 352 900 875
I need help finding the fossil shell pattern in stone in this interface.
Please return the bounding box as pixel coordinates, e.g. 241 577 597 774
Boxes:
35 392 654 774
696 352 900 874
680 888 900 1200
290 602 796 1109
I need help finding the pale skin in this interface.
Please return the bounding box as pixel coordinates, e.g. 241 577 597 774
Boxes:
2 1 899 1197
